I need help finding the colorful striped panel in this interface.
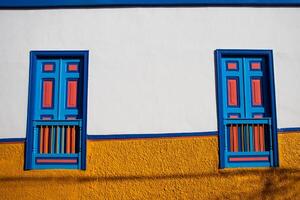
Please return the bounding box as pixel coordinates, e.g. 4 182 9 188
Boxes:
252 79 262 106
68 64 78 72
229 157 269 162
43 64 54 72
228 79 238 106
251 62 261 70
42 80 53 108
227 62 237 70
67 80 77 108
36 159 77 164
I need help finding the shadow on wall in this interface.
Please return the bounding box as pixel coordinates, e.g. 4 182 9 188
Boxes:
0 168 299 199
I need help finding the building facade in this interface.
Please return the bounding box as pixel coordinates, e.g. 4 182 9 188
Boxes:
0 0 299 199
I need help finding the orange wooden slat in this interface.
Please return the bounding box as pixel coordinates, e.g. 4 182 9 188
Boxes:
254 125 259 152
233 125 239 152
66 126 71 154
44 126 49 154
71 126 76 153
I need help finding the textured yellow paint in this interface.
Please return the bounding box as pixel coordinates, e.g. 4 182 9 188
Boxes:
0 134 299 200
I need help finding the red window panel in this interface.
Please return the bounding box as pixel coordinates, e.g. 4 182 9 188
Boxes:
251 62 261 70
43 64 54 72
227 62 237 70
68 64 78 72
42 80 53 108
252 79 262 106
67 80 78 108
227 79 238 106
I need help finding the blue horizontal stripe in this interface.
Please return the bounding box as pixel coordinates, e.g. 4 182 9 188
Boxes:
1 0 300 8
87 131 218 140
0 138 25 143
278 127 300 133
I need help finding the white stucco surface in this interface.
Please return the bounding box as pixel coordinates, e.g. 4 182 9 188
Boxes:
0 7 299 138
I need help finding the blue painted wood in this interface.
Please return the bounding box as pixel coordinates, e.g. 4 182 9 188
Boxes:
224 118 270 124
33 120 82 126
1 0 300 8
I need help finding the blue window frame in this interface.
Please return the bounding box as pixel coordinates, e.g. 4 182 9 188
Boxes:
25 51 89 170
215 49 279 168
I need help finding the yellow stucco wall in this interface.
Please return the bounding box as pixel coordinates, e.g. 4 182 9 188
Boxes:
0 133 299 199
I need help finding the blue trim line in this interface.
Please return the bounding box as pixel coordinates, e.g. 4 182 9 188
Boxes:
87 131 218 140
1 0 300 8
278 127 300 133
0 138 25 143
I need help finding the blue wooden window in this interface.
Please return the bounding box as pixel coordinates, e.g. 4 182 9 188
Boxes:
25 51 89 170
215 49 279 168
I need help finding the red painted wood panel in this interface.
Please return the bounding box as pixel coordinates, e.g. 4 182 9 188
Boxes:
43 80 53 108
44 64 54 72
68 64 78 71
252 79 262 106
228 79 238 106
36 159 77 163
251 62 261 70
227 62 237 70
67 81 77 108
229 157 268 162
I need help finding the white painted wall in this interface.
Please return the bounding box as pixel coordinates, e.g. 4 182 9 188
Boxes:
0 7 299 138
